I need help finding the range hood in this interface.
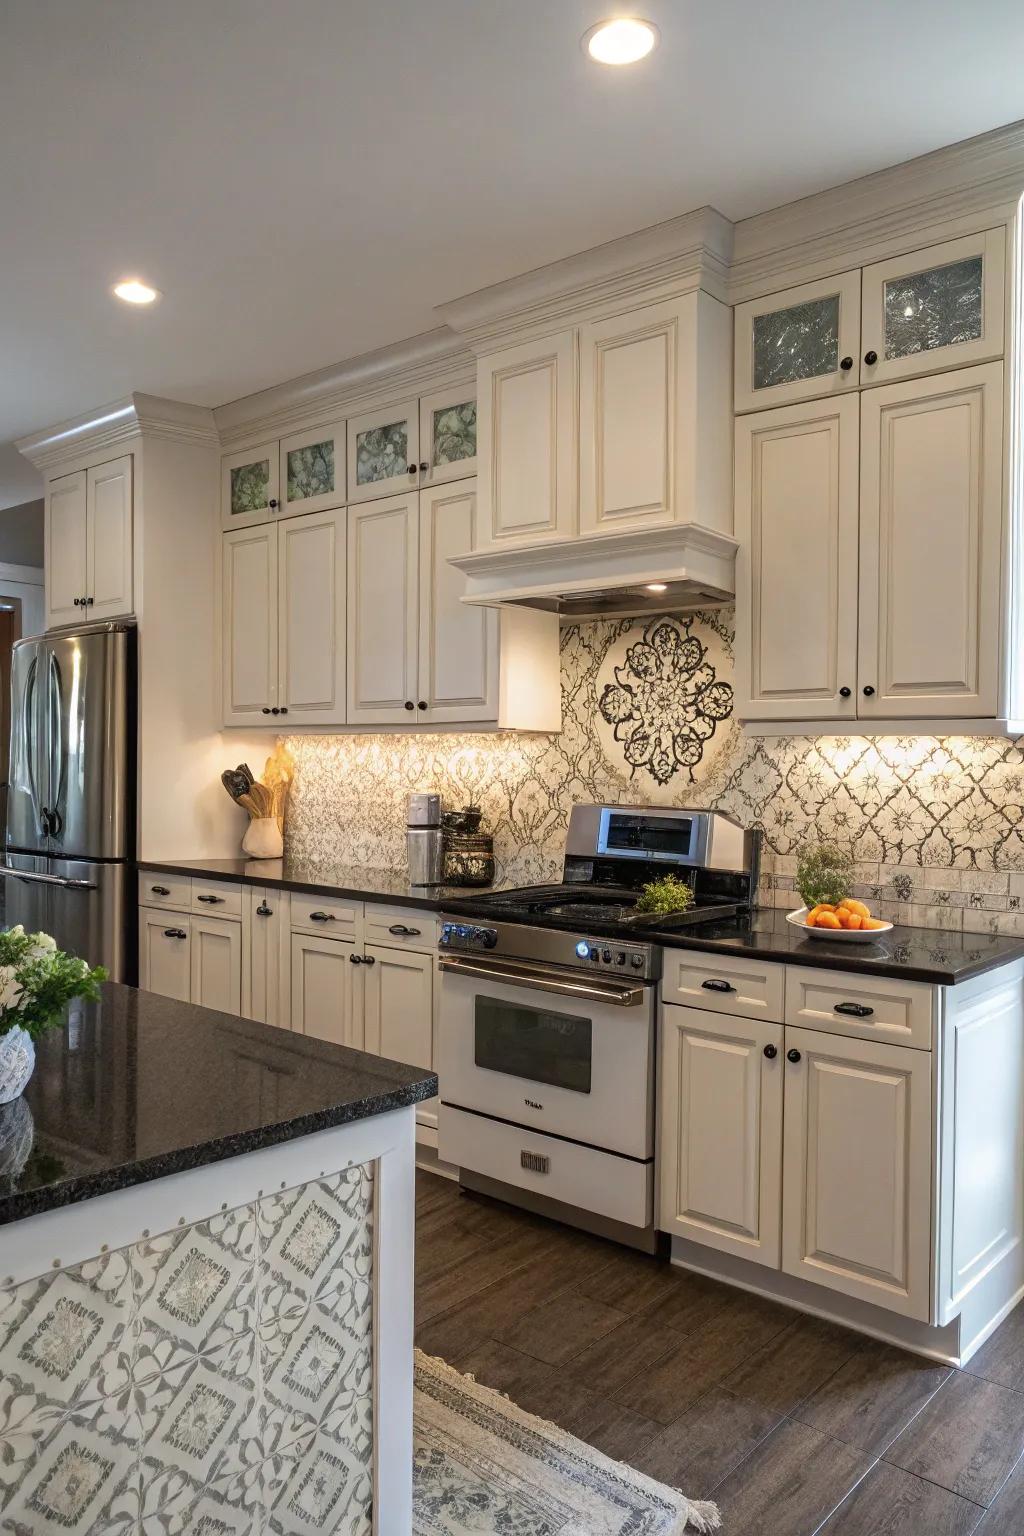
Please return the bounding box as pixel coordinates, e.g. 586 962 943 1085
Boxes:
449 524 738 620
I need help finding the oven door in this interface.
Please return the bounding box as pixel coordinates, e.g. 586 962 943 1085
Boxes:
438 954 654 1159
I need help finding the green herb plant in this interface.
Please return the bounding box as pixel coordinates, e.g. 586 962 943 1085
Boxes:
634 874 696 916
0 926 106 1043
795 843 855 910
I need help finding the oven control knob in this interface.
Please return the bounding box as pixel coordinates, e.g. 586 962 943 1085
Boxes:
589 947 600 961
615 951 626 965
601 949 611 963
631 954 644 969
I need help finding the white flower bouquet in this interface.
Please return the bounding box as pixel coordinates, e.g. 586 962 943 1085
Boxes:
0 927 106 1104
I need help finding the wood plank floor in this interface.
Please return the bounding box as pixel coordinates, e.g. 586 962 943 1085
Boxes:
414 1170 1024 1535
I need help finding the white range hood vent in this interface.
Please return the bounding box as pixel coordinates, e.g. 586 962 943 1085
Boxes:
450 525 738 620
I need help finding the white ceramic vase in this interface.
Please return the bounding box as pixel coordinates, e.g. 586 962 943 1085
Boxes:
0 1025 35 1105
242 817 284 859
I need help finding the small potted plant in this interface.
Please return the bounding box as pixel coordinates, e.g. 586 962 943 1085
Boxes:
790 843 890 937
0 927 106 1105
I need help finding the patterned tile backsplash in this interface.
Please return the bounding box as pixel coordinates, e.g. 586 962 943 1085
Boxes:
284 608 1024 938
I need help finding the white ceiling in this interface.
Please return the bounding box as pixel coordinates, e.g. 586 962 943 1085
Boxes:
2 0 1023 507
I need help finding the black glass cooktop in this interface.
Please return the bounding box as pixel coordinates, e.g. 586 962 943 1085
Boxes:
450 883 743 930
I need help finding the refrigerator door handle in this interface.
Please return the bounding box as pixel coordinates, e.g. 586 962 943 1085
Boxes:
48 652 65 835
4 869 97 891
23 654 42 828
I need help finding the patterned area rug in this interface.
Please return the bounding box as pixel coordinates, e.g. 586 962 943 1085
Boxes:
413 1351 721 1534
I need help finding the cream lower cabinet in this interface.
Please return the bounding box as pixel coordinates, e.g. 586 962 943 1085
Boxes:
244 886 289 1029
290 931 362 1047
139 904 241 1015
363 944 434 1070
139 908 191 1002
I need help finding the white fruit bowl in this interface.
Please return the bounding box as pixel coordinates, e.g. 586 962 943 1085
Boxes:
786 908 894 942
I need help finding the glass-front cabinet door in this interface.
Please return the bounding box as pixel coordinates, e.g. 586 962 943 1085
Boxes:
346 398 420 503
419 385 477 486
734 271 861 413
860 229 1005 386
279 420 346 516
221 442 280 530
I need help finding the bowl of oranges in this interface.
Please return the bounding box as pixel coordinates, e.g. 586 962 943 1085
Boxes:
787 900 892 941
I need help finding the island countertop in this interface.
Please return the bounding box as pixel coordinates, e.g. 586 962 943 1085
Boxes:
0 981 437 1227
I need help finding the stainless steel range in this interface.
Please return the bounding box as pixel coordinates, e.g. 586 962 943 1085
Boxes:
437 805 759 1250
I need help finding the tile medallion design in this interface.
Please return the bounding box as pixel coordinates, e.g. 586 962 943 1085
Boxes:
282 607 1024 934
355 420 407 485
286 440 335 502
431 401 476 466
229 459 270 516
0 1162 375 1534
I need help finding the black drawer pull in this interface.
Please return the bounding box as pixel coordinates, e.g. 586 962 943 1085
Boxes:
310 910 336 922
196 894 223 904
256 902 272 917
834 1002 874 1019
151 885 170 896
388 923 422 937
163 928 187 940
702 978 736 994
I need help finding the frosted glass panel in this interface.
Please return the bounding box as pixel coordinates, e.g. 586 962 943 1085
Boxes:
883 257 983 360
356 421 408 485
432 401 476 466
752 295 840 391
230 459 270 516
286 439 334 502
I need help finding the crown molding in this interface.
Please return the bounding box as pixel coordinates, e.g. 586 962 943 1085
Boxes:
436 206 734 351
16 394 218 473
729 117 1024 302
214 329 475 450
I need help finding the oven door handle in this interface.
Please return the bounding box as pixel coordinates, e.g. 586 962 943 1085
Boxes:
438 953 646 1008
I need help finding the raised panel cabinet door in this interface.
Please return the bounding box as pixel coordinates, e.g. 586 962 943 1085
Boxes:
477 330 577 546
278 507 346 725
418 479 497 724
279 420 345 517
781 1026 932 1320
221 442 280 531
858 362 1003 718
138 908 191 1002
346 398 419 503
86 456 133 621
363 944 434 1069
222 525 279 726
861 228 1005 386
290 932 361 1047
735 396 859 720
658 1005 783 1267
419 384 477 487
244 887 290 1029
734 270 862 413
190 915 242 1016
346 495 419 724
45 471 88 628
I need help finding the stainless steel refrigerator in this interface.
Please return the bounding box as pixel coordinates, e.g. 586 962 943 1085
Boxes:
4 622 135 979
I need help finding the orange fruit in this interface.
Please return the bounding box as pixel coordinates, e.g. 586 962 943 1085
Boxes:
846 913 864 929
815 911 841 929
863 917 887 930
807 904 835 921
839 898 870 920
804 911 817 927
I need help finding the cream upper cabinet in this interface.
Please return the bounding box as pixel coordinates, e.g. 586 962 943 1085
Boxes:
190 914 242 1016
476 330 577 546
860 229 1005 387
858 362 1003 719
279 421 346 517
363 944 434 1070
46 456 133 629
290 931 362 1048
278 507 347 726
419 385 477 488
86 457 134 623
658 1005 783 1269
222 523 279 725
221 442 280 531
45 471 88 627
735 395 860 720
579 291 734 539
346 494 419 723
734 271 862 413
781 1026 932 1321
346 398 419 504
418 480 497 724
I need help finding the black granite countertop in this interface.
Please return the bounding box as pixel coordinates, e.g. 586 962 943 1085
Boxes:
0 982 437 1227
137 855 523 911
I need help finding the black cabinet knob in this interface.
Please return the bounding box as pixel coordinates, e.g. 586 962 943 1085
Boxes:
419 461 429 472
839 687 851 698
349 952 362 964
279 707 288 714
787 1048 802 1063
763 1044 778 1060
86 596 94 605
256 902 272 917
417 701 427 711
271 706 280 715
407 463 417 475
362 954 376 966
269 497 278 509
404 700 415 711
262 707 271 715
864 350 878 366
863 685 875 697
839 356 854 371
73 597 81 606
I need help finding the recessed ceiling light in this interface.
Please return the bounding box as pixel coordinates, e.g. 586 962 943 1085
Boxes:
113 279 159 305
584 17 659 66
645 582 668 593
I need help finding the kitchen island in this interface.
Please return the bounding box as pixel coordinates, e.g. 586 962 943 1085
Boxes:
0 982 436 1536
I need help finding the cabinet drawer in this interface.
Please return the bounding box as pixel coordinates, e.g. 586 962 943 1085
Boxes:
140 873 191 911
364 905 438 950
290 891 361 939
785 966 934 1050
661 949 784 1023
190 880 242 919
